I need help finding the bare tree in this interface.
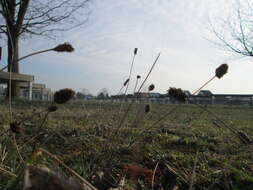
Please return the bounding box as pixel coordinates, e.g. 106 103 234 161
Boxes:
0 0 90 97
209 0 253 57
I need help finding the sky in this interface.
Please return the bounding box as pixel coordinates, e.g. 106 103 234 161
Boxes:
1 0 253 95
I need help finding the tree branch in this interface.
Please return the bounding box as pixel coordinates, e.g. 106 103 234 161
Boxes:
0 25 7 34
207 0 253 57
16 0 30 30
237 9 253 55
17 0 90 37
24 0 70 21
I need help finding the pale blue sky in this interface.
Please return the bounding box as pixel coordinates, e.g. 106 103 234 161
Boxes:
2 0 253 95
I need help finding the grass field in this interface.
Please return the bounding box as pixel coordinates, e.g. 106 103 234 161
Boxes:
1 100 253 189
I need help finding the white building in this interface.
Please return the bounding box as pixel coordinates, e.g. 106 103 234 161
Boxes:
0 71 53 101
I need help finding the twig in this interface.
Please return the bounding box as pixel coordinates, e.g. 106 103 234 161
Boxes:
18 48 54 62
192 76 216 95
0 49 53 71
117 85 125 96
0 46 70 71
152 161 159 190
118 50 137 114
0 166 17 177
37 112 50 134
124 49 137 96
19 134 41 150
133 76 140 94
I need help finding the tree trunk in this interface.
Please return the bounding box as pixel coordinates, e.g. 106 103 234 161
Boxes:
3 0 21 99
6 34 20 99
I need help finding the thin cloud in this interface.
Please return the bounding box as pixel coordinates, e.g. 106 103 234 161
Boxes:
12 0 253 94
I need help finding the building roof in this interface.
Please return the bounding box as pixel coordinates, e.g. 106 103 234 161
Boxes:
183 90 192 96
214 94 253 97
197 90 213 96
19 82 46 89
0 71 34 83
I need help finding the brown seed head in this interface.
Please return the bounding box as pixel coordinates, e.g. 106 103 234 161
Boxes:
215 64 228 79
237 131 251 144
54 88 75 104
137 75 141 79
10 122 21 134
168 87 187 102
47 105 58 112
148 84 155 91
123 78 130 86
145 104 150 113
53 43 74 52
134 48 138 55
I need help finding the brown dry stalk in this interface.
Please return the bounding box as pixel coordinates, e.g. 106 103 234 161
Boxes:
19 43 74 62
192 63 228 95
116 52 161 132
148 63 229 129
151 161 159 190
125 48 138 92
133 75 141 94
18 49 54 62
192 76 216 95
1 43 74 71
17 108 49 125
0 49 54 71
185 98 250 144
19 134 42 150
117 85 125 95
137 53 161 93
0 166 17 177
118 49 138 114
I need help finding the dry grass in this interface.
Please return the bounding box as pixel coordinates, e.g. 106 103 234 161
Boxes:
0 100 253 189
